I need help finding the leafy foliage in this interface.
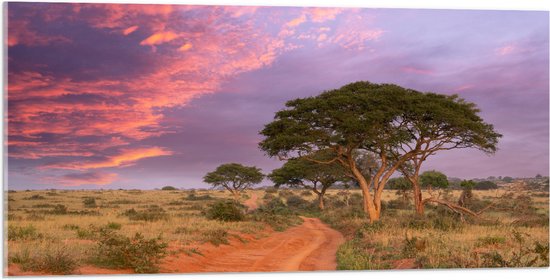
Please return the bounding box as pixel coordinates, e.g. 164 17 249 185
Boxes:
203 163 264 197
205 200 245 222
93 228 168 273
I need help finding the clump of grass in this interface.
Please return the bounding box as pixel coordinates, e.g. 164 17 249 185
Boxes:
251 197 302 231
10 245 78 275
202 229 229 246
62 224 80 230
106 222 122 230
300 190 313 197
8 225 43 241
123 206 168 221
24 194 45 200
82 197 97 208
477 236 506 247
401 236 427 258
49 204 68 215
92 229 168 273
205 200 245 222
185 193 213 201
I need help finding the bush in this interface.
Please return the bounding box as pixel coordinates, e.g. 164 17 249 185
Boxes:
185 193 213 201
25 194 45 200
477 236 506 246
263 193 275 200
251 197 302 231
202 229 229 246
206 200 245 222
123 206 168 222
11 245 78 274
92 229 168 273
8 225 43 241
264 188 278 194
161 186 177 191
285 195 308 209
50 204 68 215
82 197 97 208
106 222 122 230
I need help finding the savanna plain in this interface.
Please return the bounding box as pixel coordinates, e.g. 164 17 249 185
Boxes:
5 177 549 275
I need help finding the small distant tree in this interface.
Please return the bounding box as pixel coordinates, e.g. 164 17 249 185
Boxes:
203 163 264 200
475 180 498 190
386 177 412 201
268 150 346 210
420 171 449 189
502 176 514 183
458 180 475 207
161 186 177 191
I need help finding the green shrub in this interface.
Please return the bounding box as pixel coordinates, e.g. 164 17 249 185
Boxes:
161 186 177 191
24 194 45 200
251 197 302 231
477 236 506 246
206 200 245 222
92 229 168 273
82 197 97 208
106 222 122 230
264 188 278 194
123 206 168 221
185 193 213 201
11 245 78 275
50 204 68 215
8 225 43 241
285 195 308 209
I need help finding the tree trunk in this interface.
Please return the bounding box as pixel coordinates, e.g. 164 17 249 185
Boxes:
232 190 240 201
318 193 325 210
357 177 379 223
412 181 425 215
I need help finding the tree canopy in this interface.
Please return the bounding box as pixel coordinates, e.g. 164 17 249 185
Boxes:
419 171 449 189
203 163 264 199
259 81 501 222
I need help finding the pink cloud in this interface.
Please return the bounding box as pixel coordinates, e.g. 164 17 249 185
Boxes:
123 25 139 35
140 31 179 46
495 44 516 56
43 147 173 170
401 66 434 75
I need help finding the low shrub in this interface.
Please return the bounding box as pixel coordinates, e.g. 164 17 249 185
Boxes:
8 225 43 241
24 194 45 200
202 229 229 246
285 195 309 210
477 236 506 247
92 229 168 273
82 197 97 208
206 200 245 222
186 193 213 201
49 204 68 215
11 245 78 275
251 197 302 231
123 206 168 222
161 186 177 191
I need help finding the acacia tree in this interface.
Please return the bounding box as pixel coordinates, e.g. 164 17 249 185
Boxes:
259 81 501 222
394 93 501 215
203 163 264 200
260 82 429 222
268 151 346 210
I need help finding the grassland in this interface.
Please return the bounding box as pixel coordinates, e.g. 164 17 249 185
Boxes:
4 187 549 274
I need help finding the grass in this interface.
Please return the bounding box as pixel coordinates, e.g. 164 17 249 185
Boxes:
6 188 549 274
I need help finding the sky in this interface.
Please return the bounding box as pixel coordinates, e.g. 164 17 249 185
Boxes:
6 2 549 189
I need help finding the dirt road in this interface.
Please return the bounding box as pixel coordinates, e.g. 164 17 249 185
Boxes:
161 216 345 273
